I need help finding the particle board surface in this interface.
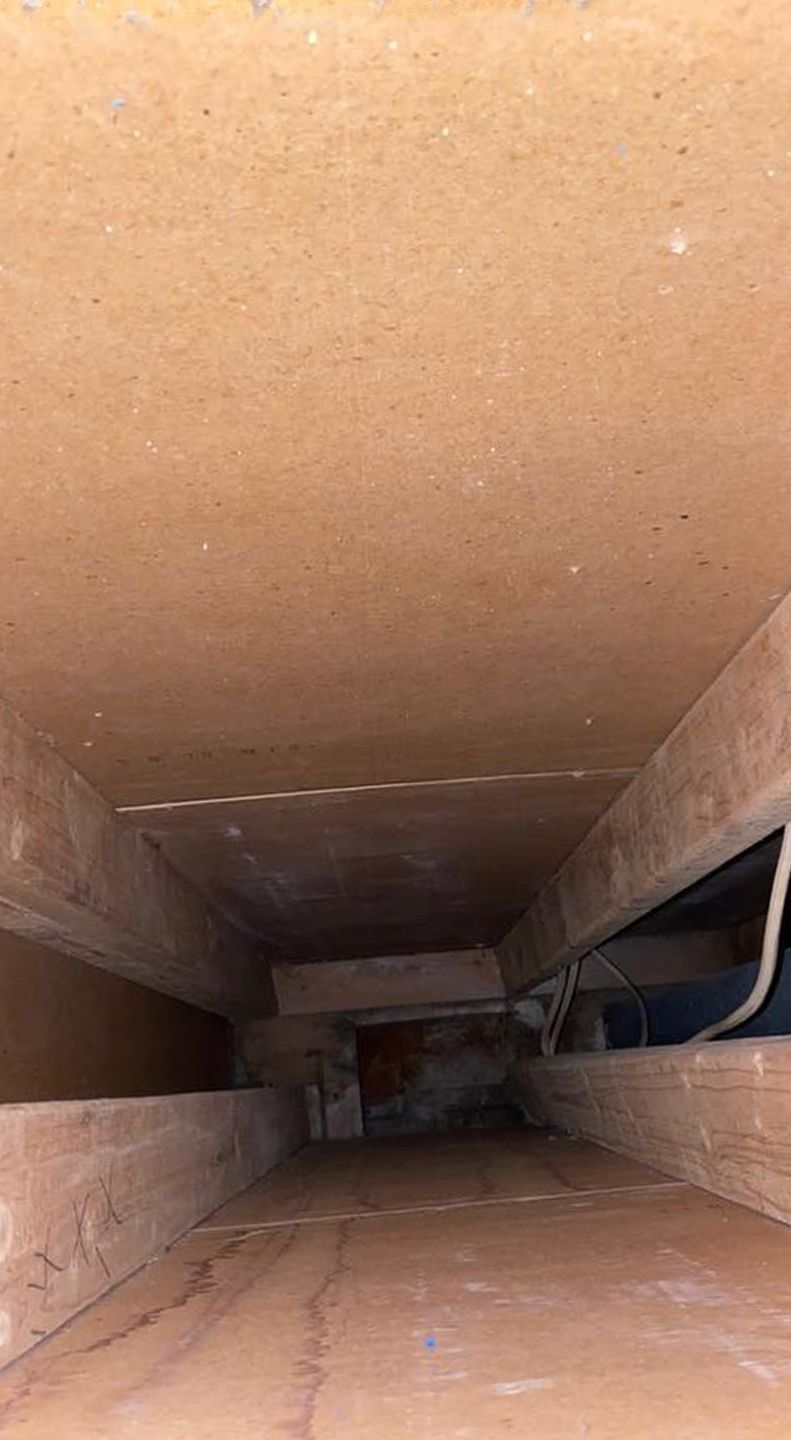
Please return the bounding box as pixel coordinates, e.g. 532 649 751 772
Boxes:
134 771 629 956
3 1134 791 1437
2 0 791 958
197 1127 671 1229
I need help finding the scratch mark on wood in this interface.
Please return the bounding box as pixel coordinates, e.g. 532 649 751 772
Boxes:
72 1194 91 1267
94 1244 111 1280
99 1172 124 1227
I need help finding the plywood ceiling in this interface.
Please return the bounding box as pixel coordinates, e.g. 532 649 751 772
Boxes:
2 0 790 960
137 772 627 959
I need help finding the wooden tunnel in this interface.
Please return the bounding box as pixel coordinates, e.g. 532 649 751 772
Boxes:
0 0 790 1433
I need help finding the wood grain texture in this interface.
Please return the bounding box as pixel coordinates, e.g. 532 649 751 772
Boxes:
273 950 504 1015
516 1037 791 1226
499 593 791 991
0 699 273 1016
0 1086 308 1370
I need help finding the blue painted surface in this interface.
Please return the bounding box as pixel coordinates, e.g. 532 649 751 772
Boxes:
605 950 791 1048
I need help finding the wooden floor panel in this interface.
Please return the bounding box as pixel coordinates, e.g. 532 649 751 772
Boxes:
196 1128 672 1229
3 1132 791 1437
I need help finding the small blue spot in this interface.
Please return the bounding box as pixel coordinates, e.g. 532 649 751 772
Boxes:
614 139 627 159
424 1334 437 1351
110 97 127 110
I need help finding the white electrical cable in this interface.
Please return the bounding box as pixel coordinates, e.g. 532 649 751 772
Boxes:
541 948 649 1056
539 966 568 1057
591 946 650 1048
540 959 581 1057
687 822 791 1044
539 826 791 1055
540 963 571 1056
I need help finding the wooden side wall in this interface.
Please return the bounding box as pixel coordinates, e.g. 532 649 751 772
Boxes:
515 1039 791 1226
0 1085 308 1368
0 932 232 1101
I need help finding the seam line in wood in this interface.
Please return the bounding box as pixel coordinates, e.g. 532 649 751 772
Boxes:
191 1180 689 1233
117 767 639 813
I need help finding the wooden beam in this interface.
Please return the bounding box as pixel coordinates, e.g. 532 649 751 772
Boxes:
0 1085 308 1368
515 1038 791 1227
0 698 273 1016
272 949 505 1016
498 594 791 992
